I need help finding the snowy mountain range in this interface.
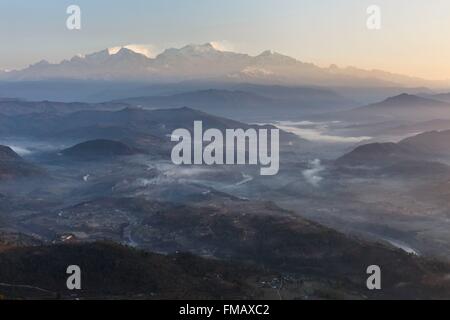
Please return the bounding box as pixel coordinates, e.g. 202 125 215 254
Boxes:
0 43 447 87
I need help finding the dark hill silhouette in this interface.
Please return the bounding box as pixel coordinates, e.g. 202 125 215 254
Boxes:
61 140 140 158
0 145 42 179
0 242 276 299
331 94 450 122
336 129 450 168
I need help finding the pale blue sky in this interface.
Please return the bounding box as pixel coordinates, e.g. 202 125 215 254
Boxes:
1 0 450 79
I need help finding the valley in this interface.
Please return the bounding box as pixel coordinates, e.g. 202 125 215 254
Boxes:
2 46 450 300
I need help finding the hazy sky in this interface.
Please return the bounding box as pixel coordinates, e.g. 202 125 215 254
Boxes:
1 0 450 79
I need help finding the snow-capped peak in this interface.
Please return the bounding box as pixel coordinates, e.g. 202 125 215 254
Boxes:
107 45 156 58
158 43 219 58
184 43 216 52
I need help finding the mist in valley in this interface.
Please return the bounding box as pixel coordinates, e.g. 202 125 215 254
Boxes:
3 45 450 299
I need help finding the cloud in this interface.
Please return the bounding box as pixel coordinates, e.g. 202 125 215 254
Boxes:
303 159 325 187
108 44 158 58
210 40 236 52
9 145 32 156
276 121 372 143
